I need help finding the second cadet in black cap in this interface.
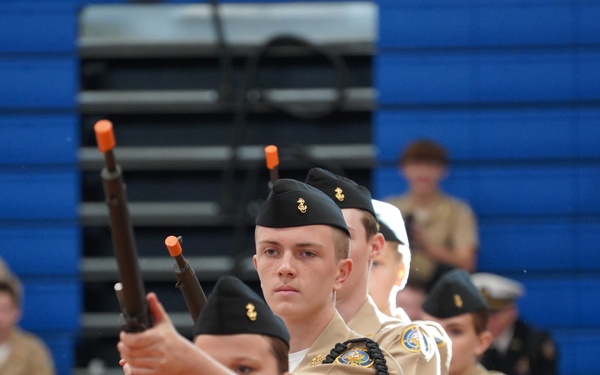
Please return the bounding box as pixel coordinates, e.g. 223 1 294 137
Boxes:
305 168 445 375
193 276 291 375
422 269 505 375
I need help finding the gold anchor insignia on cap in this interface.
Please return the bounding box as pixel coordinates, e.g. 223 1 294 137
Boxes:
310 354 325 366
246 303 257 321
334 187 345 201
454 294 463 308
297 198 307 213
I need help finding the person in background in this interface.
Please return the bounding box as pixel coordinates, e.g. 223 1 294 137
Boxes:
422 269 505 375
470 273 557 375
385 139 479 291
395 281 427 321
0 258 55 375
368 199 411 320
119 274 291 375
369 199 452 375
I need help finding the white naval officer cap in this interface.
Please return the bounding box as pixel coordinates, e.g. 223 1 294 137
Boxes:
470 272 524 310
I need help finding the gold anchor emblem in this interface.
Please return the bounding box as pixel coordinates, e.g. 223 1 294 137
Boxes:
334 187 345 201
246 303 257 321
454 294 463 308
297 198 307 213
310 354 325 366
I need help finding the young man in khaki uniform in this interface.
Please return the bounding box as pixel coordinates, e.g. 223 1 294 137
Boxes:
0 259 55 375
305 168 447 375
254 179 403 375
370 199 452 375
422 269 505 375
385 139 478 290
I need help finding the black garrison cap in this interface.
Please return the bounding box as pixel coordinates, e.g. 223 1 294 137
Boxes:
193 276 290 347
304 167 376 217
256 178 350 236
422 269 488 318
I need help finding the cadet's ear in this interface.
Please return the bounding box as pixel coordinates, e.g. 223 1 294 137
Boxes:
333 258 353 292
369 232 385 259
475 330 494 356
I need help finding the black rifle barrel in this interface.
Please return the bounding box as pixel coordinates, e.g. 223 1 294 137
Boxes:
95 120 151 332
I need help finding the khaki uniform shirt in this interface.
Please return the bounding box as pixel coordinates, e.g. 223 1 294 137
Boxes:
0 328 55 375
294 311 404 375
347 297 443 375
386 193 478 286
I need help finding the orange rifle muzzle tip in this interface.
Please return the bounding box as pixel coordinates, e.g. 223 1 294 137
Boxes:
265 145 279 169
94 119 116 153
165 235 182 257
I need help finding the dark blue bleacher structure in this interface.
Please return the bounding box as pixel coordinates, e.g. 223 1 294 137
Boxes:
374 1 600 374
0 0 599 374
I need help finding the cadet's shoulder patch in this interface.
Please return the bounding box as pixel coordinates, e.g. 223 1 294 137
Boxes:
400 324 433 358
335 347 374 368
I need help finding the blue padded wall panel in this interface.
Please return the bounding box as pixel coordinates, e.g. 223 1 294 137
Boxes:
516 277 600 329
553 330 600 375
0 226 79 276
0 115 79 165
38 332 77 375
0 171 79 220
374 166 582 217
516 278 580 328
19 282 80 331
477 221 578 272
578 222 600 271
374 109 600 163
0 2 78 53
376 51 600 105
379 2 585 49
0 58 77 110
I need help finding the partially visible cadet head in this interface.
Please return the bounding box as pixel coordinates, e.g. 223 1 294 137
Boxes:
253 178 353 331
470 272 524 339
398 139 449 197
398 139 449 167
470 272 524 311
422 269 493 375
305 168 384 303
369 199 411 316
194 276 291 375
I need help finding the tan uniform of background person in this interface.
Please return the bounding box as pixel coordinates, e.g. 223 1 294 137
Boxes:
422 269 505 375
385 139 479 291
370 199 452 375
0 258 55 375
470 273 557 375
305 168 443 375
253 179 404 375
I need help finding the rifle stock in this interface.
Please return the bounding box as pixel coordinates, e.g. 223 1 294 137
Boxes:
165 236 207 323
94 120 151 332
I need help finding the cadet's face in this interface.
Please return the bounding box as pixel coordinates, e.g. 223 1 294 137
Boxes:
195 334 280 375
0 292 19 341
339 209 378 298
254 225 345 321
401 162 445 195
368 242 402 311
423 313 489 375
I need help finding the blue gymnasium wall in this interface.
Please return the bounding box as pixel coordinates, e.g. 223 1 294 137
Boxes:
0 1 81 375
374 1 600 375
